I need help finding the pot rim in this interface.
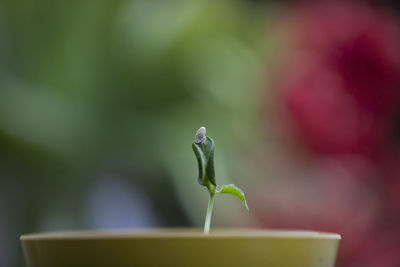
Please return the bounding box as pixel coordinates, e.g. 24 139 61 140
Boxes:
20 228 341 241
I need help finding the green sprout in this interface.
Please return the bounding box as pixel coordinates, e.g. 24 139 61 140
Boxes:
192 126 249 234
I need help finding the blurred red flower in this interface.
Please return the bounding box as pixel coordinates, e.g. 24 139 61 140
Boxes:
279 2 400 159
267 2 400 267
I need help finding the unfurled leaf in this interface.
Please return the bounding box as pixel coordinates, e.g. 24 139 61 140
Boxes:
216 184 249 210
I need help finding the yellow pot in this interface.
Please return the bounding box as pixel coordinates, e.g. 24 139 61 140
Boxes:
21 229 340 267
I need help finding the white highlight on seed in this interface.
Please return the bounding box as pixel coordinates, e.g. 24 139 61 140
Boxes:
194 126 206 143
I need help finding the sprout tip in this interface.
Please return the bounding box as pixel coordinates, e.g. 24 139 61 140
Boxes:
194 126 206 143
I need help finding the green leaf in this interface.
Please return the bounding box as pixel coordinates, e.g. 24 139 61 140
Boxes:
192 127 216 187
216 184 249 210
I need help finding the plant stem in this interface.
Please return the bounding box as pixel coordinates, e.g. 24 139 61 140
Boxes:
204 193 215 234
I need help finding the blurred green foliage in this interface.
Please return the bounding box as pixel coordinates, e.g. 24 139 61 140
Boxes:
0 0 267 266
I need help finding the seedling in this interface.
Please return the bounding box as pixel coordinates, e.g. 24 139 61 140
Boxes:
192 127 249 234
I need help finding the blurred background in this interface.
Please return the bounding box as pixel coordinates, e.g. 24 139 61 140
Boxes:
1 0 400 266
